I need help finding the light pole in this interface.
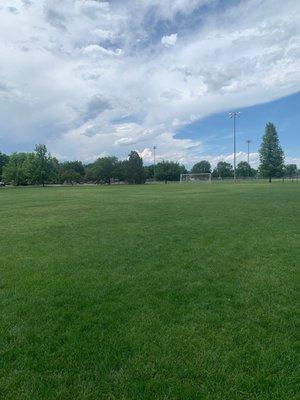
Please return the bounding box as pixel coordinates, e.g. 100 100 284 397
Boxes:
153 145 157 181
246 140 251 165
229 111 241 182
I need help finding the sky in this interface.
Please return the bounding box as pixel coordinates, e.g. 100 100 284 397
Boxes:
0 0 299 167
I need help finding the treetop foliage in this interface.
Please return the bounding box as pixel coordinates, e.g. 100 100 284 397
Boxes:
212 162 233 178
284 164 297 177
191 160 211 174
259 123 284 182
236 161 257 178
155 161 187 182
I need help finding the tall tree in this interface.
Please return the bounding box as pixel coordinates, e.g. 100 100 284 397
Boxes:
236 161 257 178
144 165 155 180
259 123 284 182
0 152 9 179
91 156 118 184
125 151 145 184
2 153 30 185
30 144 57 186
284 164 298 177
155 161 187 183
59 161 85 184
84 164 95 183
23 152 38 184
113 160 128 182
49 157 60 184
212 162 234 178
191 160 211 174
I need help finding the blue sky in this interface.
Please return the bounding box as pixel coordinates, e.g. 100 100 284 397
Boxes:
0 0 299 167
175 91 300 165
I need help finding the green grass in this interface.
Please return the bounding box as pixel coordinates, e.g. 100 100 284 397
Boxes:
0 182 299 400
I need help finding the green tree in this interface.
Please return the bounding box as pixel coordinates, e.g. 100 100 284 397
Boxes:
125 151 145 184
0 152 9 179
62 161 85 176
84 164 95 183
23 152 38 184
155 161 187 183
30 144 57 186
259 123 284 182
113 160 128 182
59 161 85 184
3 153 30 185
49 157 60 183
144 165 155 180
91 156 118 184
212 162 234 178
60 169 82 185
236 161 257 178
191 160 211 174
284 164 298 177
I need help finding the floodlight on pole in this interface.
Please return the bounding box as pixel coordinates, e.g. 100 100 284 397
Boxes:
229 111 241 182
246 140 251 165
153 145 157 181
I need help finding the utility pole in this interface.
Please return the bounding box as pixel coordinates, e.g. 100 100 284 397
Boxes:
153 145 157 182
246 140 251 165
229 111 241 182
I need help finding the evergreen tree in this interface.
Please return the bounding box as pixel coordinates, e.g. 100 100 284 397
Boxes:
126 151 145 184
259 123 284 182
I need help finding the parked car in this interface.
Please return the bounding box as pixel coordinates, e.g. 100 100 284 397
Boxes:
0 181 6 187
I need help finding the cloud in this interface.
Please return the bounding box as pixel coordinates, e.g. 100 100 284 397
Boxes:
82 44 123 57
0 0 299 164
205 152 260 168
139 0 214 20
7 6 18 14
284 156 300 168
44 7 67 30
82 97 112 122
0 82 11 92
22 0 32 6
161 33 178 47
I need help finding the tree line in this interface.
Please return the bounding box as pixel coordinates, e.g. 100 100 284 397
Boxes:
0 123 298 186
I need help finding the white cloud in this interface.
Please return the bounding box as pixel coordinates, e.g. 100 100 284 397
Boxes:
0 0 299 164
161 33 178 47
205 152 260 168
285 156 300 168
139 0 214 20
203 152 300 169
82 45 123 57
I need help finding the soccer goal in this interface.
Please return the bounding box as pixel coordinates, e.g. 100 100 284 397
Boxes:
180 173 212 183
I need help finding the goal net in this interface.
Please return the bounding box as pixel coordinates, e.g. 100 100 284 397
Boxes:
180 173 212 183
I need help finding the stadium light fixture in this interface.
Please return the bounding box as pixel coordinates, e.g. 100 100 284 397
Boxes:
229 111 241 182
153 145 157 181
246 139 251 165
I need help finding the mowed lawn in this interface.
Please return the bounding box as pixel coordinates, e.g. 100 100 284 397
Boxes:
0 183 299 400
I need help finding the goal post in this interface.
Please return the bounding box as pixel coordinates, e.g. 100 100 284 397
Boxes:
180 173 212 183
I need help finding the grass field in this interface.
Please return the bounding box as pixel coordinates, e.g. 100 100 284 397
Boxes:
0 182 299 399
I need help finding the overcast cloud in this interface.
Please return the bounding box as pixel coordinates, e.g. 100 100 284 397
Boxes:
0 0 299 165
